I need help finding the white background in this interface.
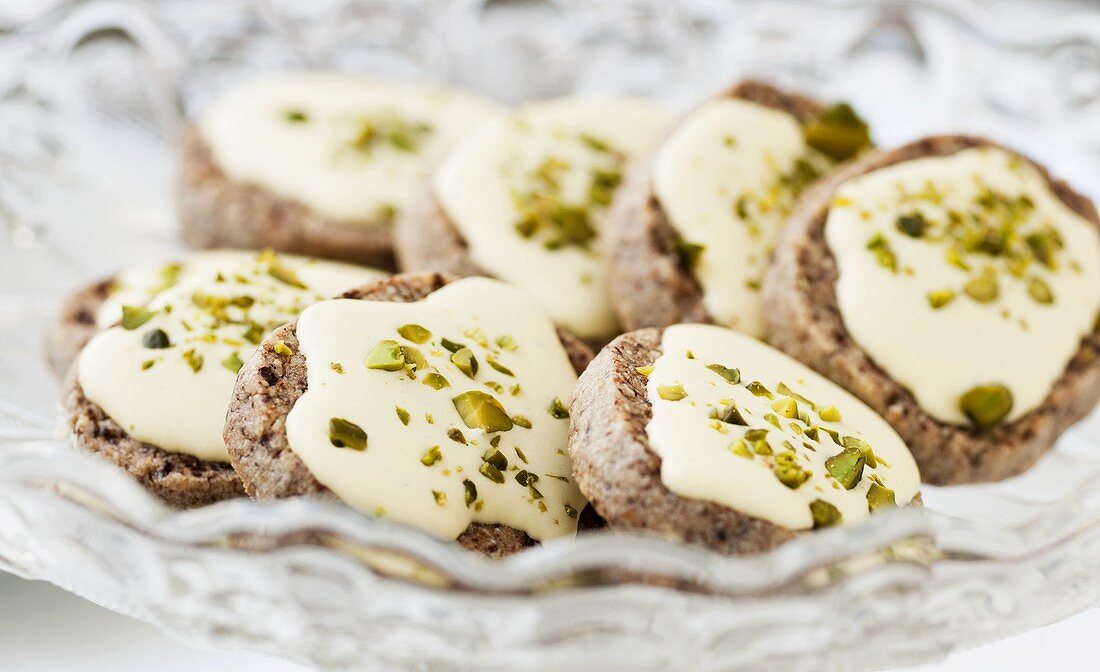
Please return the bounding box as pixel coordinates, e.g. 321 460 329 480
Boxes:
0 571 1094 671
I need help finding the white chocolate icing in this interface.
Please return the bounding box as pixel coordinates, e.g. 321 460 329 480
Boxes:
653 98 830 338
200 72 500 224
284 277 585 541
432 97 672 341
78 251 384 462
826 147 1100 425
646 324 920 531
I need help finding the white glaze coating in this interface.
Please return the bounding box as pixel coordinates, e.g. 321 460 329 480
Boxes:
646 324 920 531
826 147 1100 425
653 98 829 337
284 277 585 541
433 97 672 340
78 251 384 462
200 72 500 224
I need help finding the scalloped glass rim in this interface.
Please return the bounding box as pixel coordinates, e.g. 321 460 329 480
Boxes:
1 0 1099 669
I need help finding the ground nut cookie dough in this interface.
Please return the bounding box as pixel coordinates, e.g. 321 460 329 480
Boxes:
568 324 920 554
606 80 873 336
224 274 594 556
764 135 1100 484
179 72 500 267
395 97 672 343
66 250 384 506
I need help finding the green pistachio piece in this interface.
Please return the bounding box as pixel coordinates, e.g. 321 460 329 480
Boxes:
753 439 773 456
1028 277 1054 304
635 365 655 377
330 362 344 374
730 440 753 458
866 233 898 272
440 337 464 353
242 322 265 345
451 347 478 379
496 335 517 351
329 418 367 451
548 397 570 419
420 445 442 466
802 102 872 162
867 482 898 511
963 270 999 303
774 452 811 489
395 406 410 426
895 212 927 238
515 470 538 486
817 406 841 423
712 401 748 426
463 479 477 507
121 305 156 330
512 415 532 429
274 340 293 357
432 490 447 507
482 448 508 471
452 391 513 432
142 328 171 349
400 345 428 373
479 462 505 484
366 340 405 371
484 381 504 394
486 354 514 377
810 499 843 528
446 428 467 444
675 240 706 270
422 373 450 390
221 352 244 373
959 384 1013 429
268 264 307 289
825 446 866 489
284 109 309 123
706 364 741 384
397 323 431 343
764 413 781 429
744 428 768 442
564 504 579 518
746 381 773 398
927 289 957 309
182 349 204 373
771 397 799 419
841 436 877 468
657 383 688 401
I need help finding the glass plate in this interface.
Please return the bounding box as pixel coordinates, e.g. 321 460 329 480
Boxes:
1 0 1099 669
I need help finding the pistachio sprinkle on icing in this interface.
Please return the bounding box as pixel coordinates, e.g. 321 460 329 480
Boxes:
826 147 1100 425
283 277 586 542
77 250 384 463
644 324 920 531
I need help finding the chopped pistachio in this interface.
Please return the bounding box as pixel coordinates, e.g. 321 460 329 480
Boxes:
420 445 442 466
365 339 404 370
895 212 927 238
867 482 897 511
395 406 411 426
712 401 748 426
479 462 505 483
400 345 428 374
267 264 307 289
1028 276 1054 304
842 435 878 468
222 352 244 373
817 406 841 423
528 483 544 500
397 323 431 344
329 418 367 451
675 240 706 270
242 322 265 345
774 452 811 489
452 391 513 432
330 362 344 374
771 397 799 419
142 328 171 349
959 384 1013 429
752 439 773 456
825 446 866 489
866 232 898 272
447 428 467 444
422 373 450 390
182 349 204 373
635 365 655 377
496 335 517 351
730 439 753 458
564 504 579 518
463 479 477 507
451 347 478 379
810 499 843 528
440 337 464 353
484 381 504 394
927 289 957 309
802 102 872 162
283 109 309 123
746 381 773 398
657 383 688 401
963 270 999 303
486 354 515 376
515 469 537 486
512 415 533 429
141 359 156 371
432 490 447 507
548 397 570 419
580 133 611 152
121 305 156 330
764 413 781 429
509 384 522 396
706 364 741 384
482 448 508 471
515 447 528 464
269 340 290 358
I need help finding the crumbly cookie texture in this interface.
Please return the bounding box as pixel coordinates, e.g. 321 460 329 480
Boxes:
763 135 1100 484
